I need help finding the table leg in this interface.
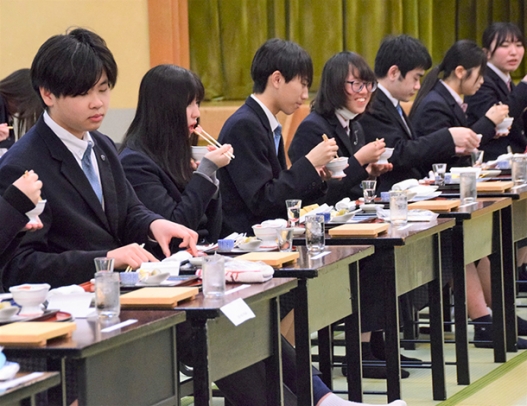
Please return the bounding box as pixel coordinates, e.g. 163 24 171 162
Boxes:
265 297 284 406
500 205 518 352
346 261 362 402
317 326 333 389
491 211 506 362
451 225 470 385
294 279 314 406
384 249 402 402
191 318 212 406
429 233 446 400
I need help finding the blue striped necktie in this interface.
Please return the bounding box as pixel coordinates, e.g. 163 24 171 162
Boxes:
273 125 282 155
81 141 103 203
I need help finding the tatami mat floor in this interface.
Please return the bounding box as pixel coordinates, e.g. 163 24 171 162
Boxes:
184 295 527 406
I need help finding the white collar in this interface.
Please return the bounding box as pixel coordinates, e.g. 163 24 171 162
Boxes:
439 80 464 106
487 62 511 86
250 94 281 132
43 111 94 161
377 83 399 108
335 107 358 121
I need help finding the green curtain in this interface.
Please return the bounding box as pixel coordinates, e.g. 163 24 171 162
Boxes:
189 0 527 101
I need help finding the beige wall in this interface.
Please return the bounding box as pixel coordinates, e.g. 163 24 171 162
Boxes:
0 0 151 111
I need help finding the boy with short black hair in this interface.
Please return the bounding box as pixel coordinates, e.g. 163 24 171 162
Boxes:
360 34 480 192
0 28 198 289
218 38 339 236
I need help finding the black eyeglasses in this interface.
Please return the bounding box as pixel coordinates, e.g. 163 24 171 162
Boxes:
346 80 377 93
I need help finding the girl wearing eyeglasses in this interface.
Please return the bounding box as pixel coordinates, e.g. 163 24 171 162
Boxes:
289 52 392 205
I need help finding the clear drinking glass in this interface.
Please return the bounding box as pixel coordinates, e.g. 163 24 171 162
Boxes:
94 271 120 318
285 199 302 227
94 257 115 273
460 172 477 205
389 190 408 227
511 156 527 185
361 180 377 203
202 254 225 298
432 163 447 186
276 228 294 252
305 214 325 252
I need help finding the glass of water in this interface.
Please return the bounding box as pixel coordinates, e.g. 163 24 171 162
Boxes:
285 199 302 227
432 163 447 186
305 214 325 252
389 190 408 227
202 254 225 298
361 180 377 203
94 271 120 318
460 172 477 205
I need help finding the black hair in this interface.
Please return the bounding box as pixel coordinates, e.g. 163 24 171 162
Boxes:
31 28 118 105
374 34 432 79
312 52 375 117
482 22 526 56
411 40 486 117
0 68 43 137
251 38 313 93
121 64 204 189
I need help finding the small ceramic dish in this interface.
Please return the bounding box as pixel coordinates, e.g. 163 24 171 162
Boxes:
9 283 50 316
330 212 356 223
140 272 170 285
191 146 208 162
25 200 47 224
238 238 262 251
326 157 349 178
377 147 394 164
292 227 305 236
189 257 204 267
361 204 383 212
0 305 19 321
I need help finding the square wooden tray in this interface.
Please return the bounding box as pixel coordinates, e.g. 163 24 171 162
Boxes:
235 252 300 267
328 223 389 237
408 199 461 212
0 322 76 347
476 181 514 192
120 287 199 308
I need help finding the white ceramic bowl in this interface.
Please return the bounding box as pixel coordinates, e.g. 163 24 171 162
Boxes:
377 147 394 164
139 261 180 276
25 200 46 224
252 219 288 242
191 146 208 162
325 157 348 178
496 117 514 134
140 272 170 285
238 238 262 251
330 212 356 223
0 305 19 321
9 283 50 316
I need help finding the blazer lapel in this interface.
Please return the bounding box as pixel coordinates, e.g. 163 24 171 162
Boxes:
488 69 509 99
378 91 413 139
327 115 354 155
435 82 466 125
39 121 111 230
246 97 286 169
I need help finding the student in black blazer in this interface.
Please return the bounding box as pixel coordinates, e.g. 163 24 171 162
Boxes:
218 39 339 236
410 40 509 166
359 35 480 192
465 22 527 160
120 65 232 254
0 29 198 290
289 52 392 205
409 40 527 346
0 171 43 287
0 69 43 149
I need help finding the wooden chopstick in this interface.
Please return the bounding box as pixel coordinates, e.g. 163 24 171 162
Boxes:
322 134 338 159
193 129 235 160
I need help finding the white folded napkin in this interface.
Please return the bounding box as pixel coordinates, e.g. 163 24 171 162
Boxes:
335 197 356 211
391 179 419 191
163 250 193 262
376 208 439 222
195 259 274 283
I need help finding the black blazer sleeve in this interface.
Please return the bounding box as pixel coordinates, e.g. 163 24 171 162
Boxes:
289 112 368 204
120 147 222 243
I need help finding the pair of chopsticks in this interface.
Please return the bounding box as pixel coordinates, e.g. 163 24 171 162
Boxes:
193 128 235 160
322 134 339 159
124 243 145 272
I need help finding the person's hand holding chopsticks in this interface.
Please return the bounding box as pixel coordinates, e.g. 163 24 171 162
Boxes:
193 125 235 160
305 136 339 167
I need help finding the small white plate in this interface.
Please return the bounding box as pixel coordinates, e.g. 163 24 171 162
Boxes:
189 257 204 267
140 272 170 285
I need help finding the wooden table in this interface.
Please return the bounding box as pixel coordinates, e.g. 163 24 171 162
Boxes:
442 185 527 354
296 218 454 402
4 310 185 406
175 278 298 406
0 372 60 406
430 197 513 385
272 245 375 405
